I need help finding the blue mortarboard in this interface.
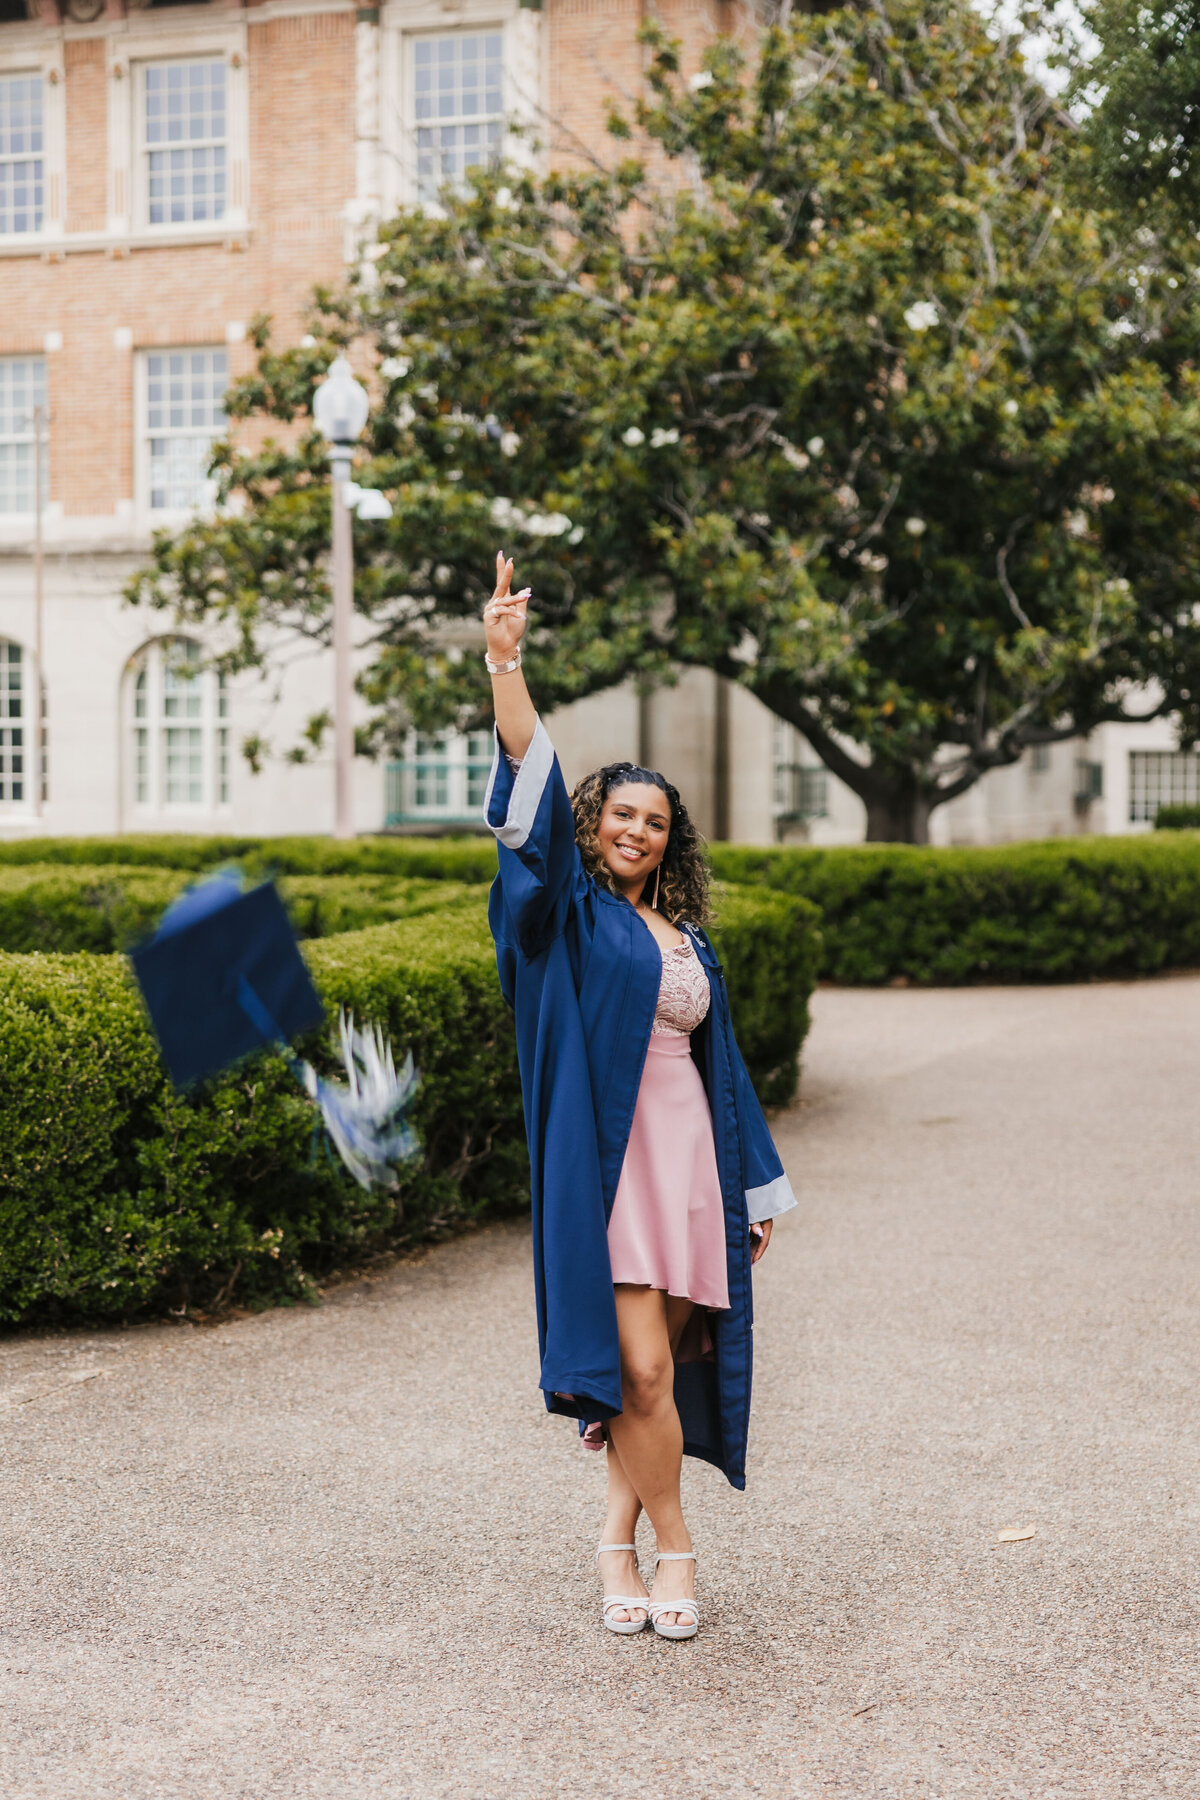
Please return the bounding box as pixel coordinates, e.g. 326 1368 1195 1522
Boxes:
131 869 325 1088
130 868 418 1190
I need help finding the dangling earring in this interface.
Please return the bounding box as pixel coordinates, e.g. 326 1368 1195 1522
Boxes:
651 863 661 912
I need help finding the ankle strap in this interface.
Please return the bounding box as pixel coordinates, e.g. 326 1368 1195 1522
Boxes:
654 1551 696 1563
596 1543 637 1556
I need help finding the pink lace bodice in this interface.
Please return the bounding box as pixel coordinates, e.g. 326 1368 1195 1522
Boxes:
652 935 711 1037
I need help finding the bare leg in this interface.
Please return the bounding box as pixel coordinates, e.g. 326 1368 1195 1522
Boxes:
597 1444 648 1625
606 1286 697 1629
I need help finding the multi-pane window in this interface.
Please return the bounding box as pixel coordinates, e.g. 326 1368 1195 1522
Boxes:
1129 749 1200 823
771 718 828 824
0 357 46 515
0 74 43 236
143 59 226 225
413 34 503 201
130 638 229 812
0 639 24 805
144 349 227 513
385 729 491 823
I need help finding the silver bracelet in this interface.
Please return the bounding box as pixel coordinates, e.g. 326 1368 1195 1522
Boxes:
485 647 522 675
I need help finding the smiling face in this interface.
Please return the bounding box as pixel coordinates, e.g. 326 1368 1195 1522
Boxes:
596 780 672 902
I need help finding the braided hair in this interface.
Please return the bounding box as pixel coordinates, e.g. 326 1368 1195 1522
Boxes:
569 761 711 926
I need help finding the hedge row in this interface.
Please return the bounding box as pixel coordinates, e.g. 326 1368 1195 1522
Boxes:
0 833 500 883
710 835 1200 984
708 884 821 1107
1154 807 1200 830
0 863 483 955
11 826 1200 985
0 908 524 1326
0 883 819 1324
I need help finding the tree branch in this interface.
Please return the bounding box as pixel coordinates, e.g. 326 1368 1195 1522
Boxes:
742 666 884 802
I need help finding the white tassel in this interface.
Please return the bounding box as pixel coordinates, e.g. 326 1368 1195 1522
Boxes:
300 1010 419 1190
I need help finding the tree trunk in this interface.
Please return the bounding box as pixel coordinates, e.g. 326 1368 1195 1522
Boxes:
742 673 955 845
864 784 932 844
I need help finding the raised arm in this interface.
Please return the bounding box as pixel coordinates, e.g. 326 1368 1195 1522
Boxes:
485 551 535 760
482 552 578 952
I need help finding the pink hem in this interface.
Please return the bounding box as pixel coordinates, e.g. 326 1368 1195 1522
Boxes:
607 1035 729 1312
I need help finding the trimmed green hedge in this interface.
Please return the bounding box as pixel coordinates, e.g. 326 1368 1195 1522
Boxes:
0 911 524 1325
0 833 499 882
0 882 818 1324
709 884 821 1106
710 835 1200 984
1154 807 1200 830
0 863 485 954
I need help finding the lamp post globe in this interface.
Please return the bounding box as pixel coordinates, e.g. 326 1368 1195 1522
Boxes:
313 355 370 447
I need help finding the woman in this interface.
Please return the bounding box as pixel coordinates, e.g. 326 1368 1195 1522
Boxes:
483 552 796 1641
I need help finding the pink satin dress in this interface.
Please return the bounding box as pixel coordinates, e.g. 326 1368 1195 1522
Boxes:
605 935 730 1311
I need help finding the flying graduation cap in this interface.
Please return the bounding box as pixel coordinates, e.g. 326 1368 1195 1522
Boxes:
131 868 418 1190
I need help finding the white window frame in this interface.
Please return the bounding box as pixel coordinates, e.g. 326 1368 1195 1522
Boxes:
1128 748 1200 824
771 717 828 823
136 55 228 231
134 344 228 529
378 6 541 215
0 43 64 245
0 636 28 810
126 636 230 818
0 68 44 237
107 21 248 239
0 352 46 519
386 727 492 823
410 29 506 205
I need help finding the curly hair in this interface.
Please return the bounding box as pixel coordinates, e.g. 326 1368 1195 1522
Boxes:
569 762 712 926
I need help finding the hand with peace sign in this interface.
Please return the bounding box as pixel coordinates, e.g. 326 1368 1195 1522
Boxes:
484 550 536 761
483 551 532 665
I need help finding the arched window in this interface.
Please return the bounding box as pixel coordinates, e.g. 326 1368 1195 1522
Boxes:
0 637 44 809
127 637 229 813
0 637 25 806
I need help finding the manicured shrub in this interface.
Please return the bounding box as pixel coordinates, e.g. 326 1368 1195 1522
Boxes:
0 883 817 1324
711 835 1200 984
0 833 499 883
0 865 186 954
277 875 483 938
709 885 822 1106
1154 807 1200 830
0 910 524 1325
0 863 485 954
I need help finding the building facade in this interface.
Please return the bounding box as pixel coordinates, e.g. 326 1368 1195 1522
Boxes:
0 0 1191 846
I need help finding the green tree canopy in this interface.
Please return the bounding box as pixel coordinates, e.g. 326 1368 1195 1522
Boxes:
1075 0 1200 233
129 0 1200 841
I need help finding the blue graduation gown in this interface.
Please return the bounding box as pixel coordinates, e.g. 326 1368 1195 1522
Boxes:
485 719 796 1491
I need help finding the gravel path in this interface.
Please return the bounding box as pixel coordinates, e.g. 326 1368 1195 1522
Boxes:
4 979 1200 1799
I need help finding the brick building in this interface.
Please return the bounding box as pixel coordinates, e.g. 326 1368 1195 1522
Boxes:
0 0 1183 843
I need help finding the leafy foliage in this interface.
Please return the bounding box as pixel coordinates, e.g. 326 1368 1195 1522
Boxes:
0 910 522 1324
0 876 817 1323
128 0 1200 839
0 833 500 881
707 884 821 1106
1075 0 1200 232
712 833 1200 983
0 863 484 954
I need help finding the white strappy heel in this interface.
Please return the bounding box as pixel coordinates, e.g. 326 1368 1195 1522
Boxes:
596 1542 649 1634
648 1550 699 1640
